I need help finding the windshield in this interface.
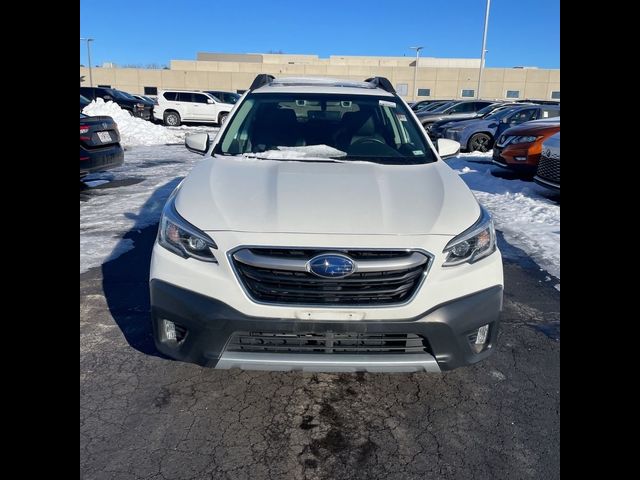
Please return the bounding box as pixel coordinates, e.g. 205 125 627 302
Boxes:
484 106 521 120
427 101 456 113
477 103 503 116
214 93 435 165
113 89 135 100
224 93 240 104
418 101 448 112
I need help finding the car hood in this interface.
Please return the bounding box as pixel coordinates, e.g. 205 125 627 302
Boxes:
175 155 480 235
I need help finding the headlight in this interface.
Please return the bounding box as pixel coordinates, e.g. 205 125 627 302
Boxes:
443 206 496 266
510 135 541 144
158 190 218 263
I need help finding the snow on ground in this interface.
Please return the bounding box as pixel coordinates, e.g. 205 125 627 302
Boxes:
447 151 560 280
82 99 183 147
81 140 559 283
80 143 204 274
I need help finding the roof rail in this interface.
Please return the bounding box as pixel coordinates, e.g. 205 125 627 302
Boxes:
249 74 275 91
364 77 396 94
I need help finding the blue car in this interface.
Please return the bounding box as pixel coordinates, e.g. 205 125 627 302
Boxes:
441 104 560 152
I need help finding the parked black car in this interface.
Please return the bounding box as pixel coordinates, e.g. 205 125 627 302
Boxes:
80 87 152 120
417 100 497 128
80 94 91 112
80 113 124 178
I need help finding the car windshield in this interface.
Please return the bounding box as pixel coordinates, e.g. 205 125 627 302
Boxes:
484 106 521 120
427 101 456 113
113 90 135 100
477 104 503 116
418 101 448 112
215 93 435 165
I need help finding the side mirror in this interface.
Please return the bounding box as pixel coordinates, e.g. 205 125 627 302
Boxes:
437 138 460 160
207 98 214 104
185 132 210 155
501 117 509 124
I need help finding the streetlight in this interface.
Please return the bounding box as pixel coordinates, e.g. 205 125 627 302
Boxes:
409 46 423 101
80 38 94 87
476 0 491 99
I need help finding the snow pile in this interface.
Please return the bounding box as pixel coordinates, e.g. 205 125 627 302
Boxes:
82 99 181 147
448 151 560 279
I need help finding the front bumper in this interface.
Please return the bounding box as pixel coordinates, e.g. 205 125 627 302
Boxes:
150 279 503 372
534 175 560 190
492 145 539 173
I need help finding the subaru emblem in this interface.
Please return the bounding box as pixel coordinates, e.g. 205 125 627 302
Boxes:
307 254 356 278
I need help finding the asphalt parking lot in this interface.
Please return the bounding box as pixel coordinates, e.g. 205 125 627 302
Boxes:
80 178 559 480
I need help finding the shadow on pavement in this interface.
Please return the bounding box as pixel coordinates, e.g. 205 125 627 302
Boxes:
100 177 182 358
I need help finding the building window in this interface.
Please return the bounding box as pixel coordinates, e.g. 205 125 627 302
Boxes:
551 91 560 99
395 83 409 96
461 89 475 98
97 84 111 88
144 86 158 96
417 88 431 97
506 90 520 99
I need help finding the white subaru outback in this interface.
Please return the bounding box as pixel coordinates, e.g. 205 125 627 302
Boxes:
149 75 503 373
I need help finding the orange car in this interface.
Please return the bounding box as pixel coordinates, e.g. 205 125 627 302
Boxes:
492 118 560 175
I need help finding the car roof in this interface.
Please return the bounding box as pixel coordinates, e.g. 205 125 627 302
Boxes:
251 77 394 97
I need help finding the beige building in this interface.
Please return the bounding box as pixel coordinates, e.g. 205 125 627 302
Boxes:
80 52 560 101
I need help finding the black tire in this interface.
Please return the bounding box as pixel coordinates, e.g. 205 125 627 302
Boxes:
218 112 228 125
164 111 181 126
468 133 492 152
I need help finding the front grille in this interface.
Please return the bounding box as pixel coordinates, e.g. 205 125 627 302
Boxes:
232 248 430 306
227 332 430 354
536 153 560 183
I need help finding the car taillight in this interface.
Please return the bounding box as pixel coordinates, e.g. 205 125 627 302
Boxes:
80 125 89 134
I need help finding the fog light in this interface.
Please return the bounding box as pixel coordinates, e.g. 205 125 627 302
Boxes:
476 324 489 345
514 156 527 161
163 319 177 341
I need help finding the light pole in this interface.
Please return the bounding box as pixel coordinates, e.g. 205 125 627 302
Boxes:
477 0 490 99
80 38 94 87
409 46 423 101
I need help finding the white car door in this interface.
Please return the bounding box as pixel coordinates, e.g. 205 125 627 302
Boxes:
175 92 195 120
192 93 219 122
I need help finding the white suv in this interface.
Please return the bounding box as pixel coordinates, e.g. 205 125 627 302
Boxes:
154 90 234 126
150 75 503 373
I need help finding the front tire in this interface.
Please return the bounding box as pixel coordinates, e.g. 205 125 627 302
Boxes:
218 112 228 125
164 111 181 126
468 133 492 152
